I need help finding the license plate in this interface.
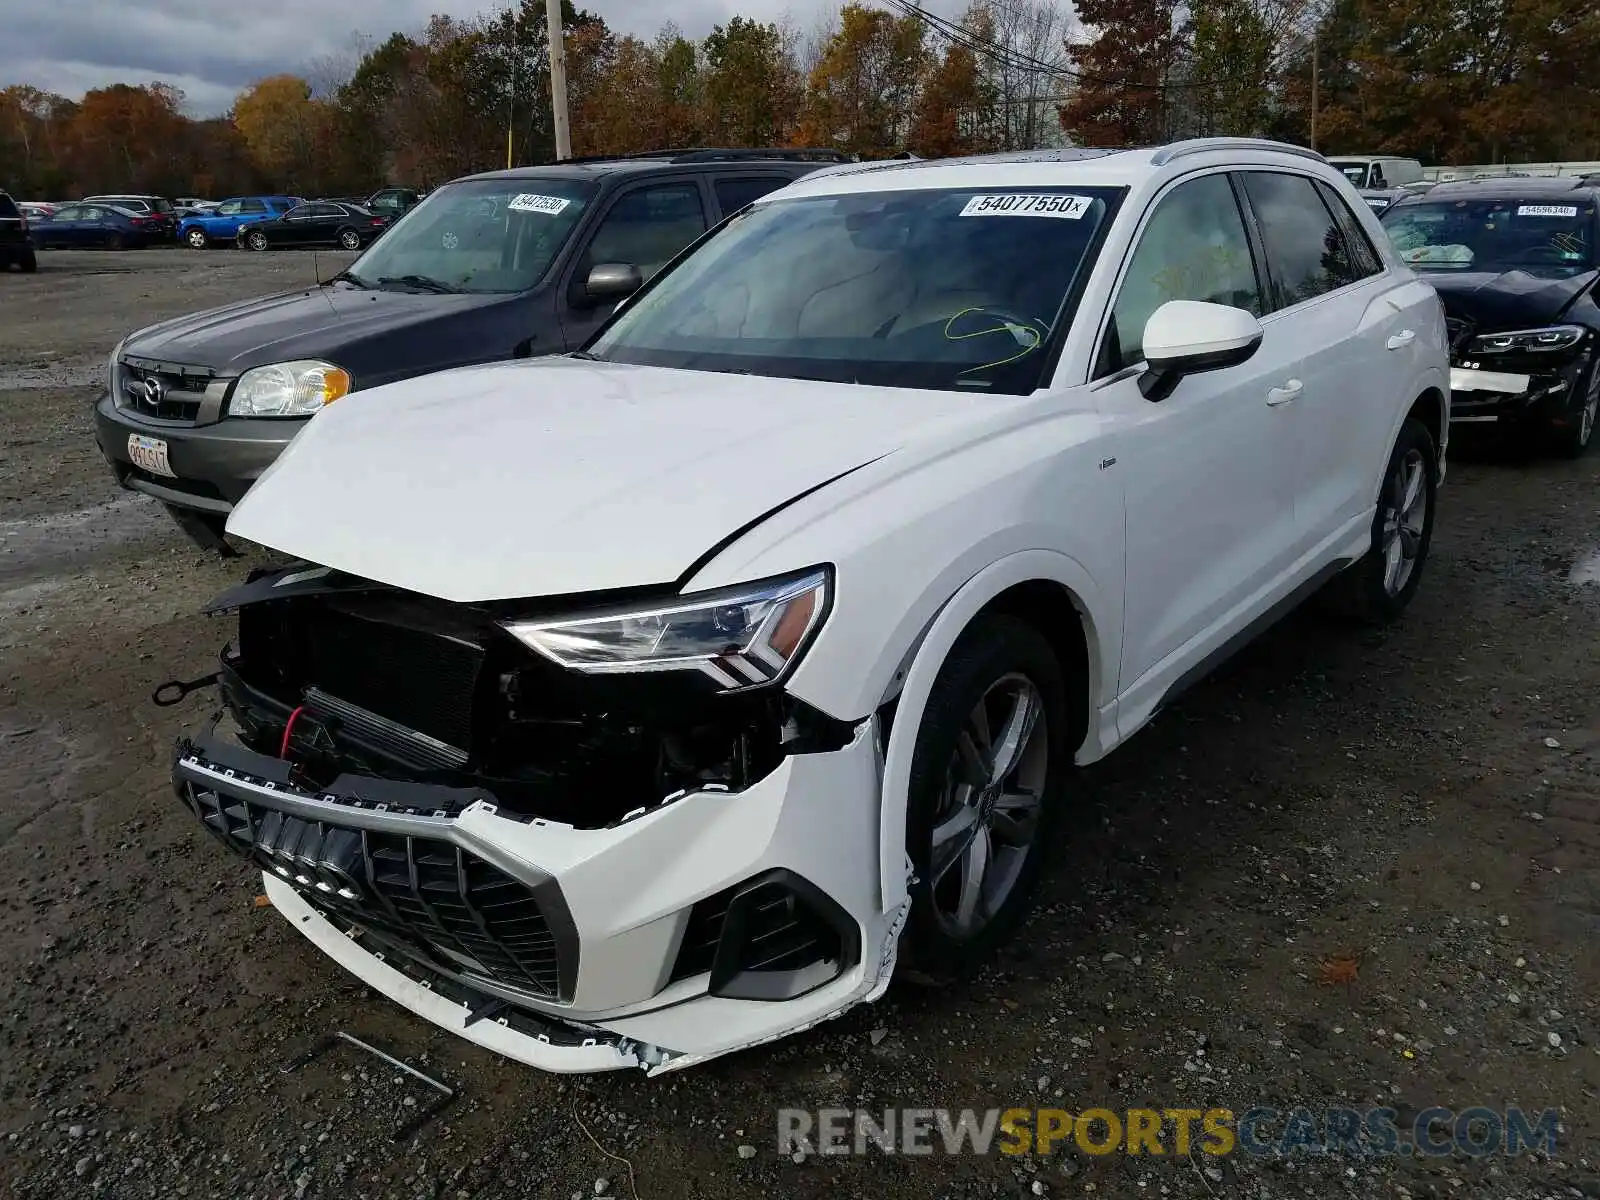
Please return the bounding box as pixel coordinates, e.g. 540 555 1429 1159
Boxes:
1450 367 1530 395
127 433 175 478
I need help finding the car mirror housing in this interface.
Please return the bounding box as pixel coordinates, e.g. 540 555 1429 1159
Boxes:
1138 300 1265 402
584 262 644 303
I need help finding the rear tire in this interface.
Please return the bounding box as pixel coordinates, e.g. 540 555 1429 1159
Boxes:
1320 417 1437 624
105 232 125 251
900 615 1071 982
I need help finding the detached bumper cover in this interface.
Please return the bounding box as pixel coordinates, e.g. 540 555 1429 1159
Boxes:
172 716 903 1072
1448 360 1588 424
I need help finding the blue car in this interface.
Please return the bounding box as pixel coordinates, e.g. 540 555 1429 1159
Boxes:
30 202 162 250
178 196 302 248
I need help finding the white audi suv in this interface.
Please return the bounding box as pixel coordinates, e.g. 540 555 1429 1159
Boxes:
169 138 1449 1073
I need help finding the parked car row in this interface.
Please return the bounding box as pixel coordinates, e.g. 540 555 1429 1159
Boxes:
4 187 424 255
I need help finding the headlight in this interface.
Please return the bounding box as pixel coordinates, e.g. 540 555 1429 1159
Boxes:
230 360 352 417
106 337 125 394
1466 326 1586 355
502 568 830 690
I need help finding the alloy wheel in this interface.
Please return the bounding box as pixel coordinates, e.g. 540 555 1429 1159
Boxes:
929 673 1048 938
1380 447 1428 596
1579 387 1598 448
248 232 267 251
339 230 360 250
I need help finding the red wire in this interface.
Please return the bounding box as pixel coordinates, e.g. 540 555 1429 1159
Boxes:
280 705 305 759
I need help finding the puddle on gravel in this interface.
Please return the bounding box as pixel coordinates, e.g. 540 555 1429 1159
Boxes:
0 495 168 581
1569 548 1600 586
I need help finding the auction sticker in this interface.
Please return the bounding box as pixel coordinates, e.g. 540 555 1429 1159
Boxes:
960 193 1092 219
1516 205 1578 218
507 193 571 215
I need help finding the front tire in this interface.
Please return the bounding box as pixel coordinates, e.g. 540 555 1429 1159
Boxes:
901 615 1070 980
246 231 269 252
185 227 209 249
337 228 361 251
1322 417 1437 623
1552 365 1599 459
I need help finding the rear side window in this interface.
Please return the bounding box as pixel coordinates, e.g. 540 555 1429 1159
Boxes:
714 176 791 214
1313 180 1384 279
1240 171 1358 308
0 193 18 218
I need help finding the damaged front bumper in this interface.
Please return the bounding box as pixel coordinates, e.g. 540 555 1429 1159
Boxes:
173 712 904 1073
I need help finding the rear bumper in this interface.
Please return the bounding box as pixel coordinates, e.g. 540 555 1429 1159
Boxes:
94 391 300 514
172 713 901 1073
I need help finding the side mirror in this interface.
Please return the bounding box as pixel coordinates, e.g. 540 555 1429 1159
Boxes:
1138 300 1264 402
584 262 643 304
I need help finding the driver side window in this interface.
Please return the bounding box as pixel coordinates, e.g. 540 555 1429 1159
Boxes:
579 184 707 283
1102 174 1262 375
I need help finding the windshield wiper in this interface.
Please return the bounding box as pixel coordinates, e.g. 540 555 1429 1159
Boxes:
328 270 371 289
375 274 462 294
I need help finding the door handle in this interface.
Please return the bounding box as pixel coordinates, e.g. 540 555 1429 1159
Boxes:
1386 329 1416 350
1266 379 1304 406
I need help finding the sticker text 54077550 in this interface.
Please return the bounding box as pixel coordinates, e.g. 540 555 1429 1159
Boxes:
959 194 1092 219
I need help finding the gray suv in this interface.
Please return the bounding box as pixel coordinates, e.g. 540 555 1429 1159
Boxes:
92 148 848 551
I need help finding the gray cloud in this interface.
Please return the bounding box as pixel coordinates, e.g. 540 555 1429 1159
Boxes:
0 0 812 117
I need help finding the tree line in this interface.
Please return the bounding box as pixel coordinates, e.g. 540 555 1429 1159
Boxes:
3 0 1598 201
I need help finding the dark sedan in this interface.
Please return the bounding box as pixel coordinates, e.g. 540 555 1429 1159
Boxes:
1382 177 1600 456
235 202 390 252
30 203 163 249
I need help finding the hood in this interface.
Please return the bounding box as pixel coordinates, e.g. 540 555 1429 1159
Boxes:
1423 267 1598 331
123 284 503 375
227 357 992 602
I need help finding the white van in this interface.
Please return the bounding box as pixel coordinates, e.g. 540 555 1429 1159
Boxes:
1327 156 1424 189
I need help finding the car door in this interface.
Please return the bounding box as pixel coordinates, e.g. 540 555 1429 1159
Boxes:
40 206 76 247
1087 170 1303 724
302 203 344 244
558 178 710 348
277 204 319 246
1236 171 1412 551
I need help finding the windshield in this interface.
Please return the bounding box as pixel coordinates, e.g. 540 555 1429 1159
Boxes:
1330 161 1370 187
588 186 1122 394
343 178 595 293
1382 198 1595 273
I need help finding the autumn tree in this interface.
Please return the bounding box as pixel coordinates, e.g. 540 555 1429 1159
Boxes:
909 41 997 156
233 75 331 194
800 4 926 155
63 83 188 195
703 18 801 146
656 28 706 147
1058 0 1183 144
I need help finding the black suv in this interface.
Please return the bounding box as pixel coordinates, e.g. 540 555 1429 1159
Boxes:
92 148 848 550
0 191 36 272
1381 177 1600 455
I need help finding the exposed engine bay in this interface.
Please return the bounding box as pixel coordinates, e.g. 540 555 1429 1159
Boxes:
205 564 855 828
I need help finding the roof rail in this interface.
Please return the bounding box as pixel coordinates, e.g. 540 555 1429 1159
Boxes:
556 147 854 166
1150 138 1327 167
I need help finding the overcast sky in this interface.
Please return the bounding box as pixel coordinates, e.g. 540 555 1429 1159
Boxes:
2 0 872 118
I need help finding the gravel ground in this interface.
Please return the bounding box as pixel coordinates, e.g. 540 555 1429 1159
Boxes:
1 249 1598 1200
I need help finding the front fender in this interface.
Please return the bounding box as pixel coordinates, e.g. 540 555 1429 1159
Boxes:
873 548 1109 914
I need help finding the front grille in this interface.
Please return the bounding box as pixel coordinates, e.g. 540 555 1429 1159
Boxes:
180 776 564 998
119 360 212 423
293 603 485 751
669 875 844 985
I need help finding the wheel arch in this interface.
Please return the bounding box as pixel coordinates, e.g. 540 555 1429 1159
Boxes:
874 550 1106 914
1409 385 1446 468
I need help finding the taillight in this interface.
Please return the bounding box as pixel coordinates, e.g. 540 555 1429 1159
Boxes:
370 219 383 226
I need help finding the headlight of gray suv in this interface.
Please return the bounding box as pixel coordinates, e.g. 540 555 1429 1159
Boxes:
230 360 352 417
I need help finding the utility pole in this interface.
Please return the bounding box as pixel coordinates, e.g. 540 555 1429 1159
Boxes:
1309 31 1319 151
546 0 571 161
506 5 518 170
